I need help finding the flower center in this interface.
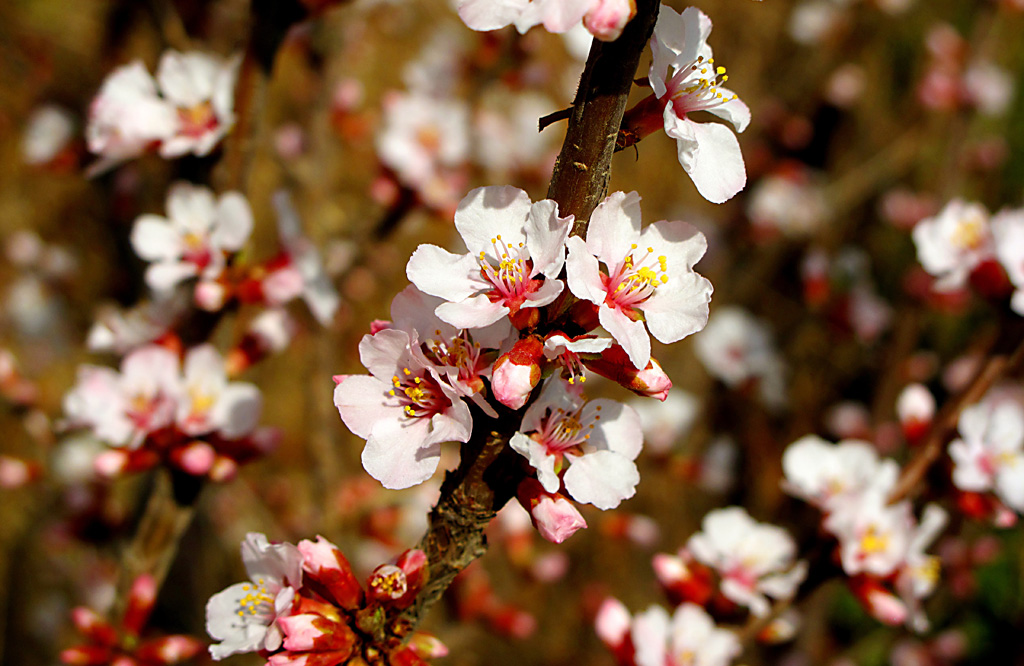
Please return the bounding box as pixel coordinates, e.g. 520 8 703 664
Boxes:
177 101 219 139
951 213 987 251
665 55 738 117
537 404 601 453
415 126 442 153
478 234 534 305
423 330 484 384
236 578 276 619
387 368 449 419
860 526 890 555
605 244 669 309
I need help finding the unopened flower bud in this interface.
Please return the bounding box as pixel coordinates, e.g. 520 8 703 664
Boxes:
651 551 714 606
585 345 672 400
491 337 544 410
896 383 934 445
584 0 636 41
517 478 588 544
194 280 227 311
297 536 363 610
171 441 216 476
849 576 907 626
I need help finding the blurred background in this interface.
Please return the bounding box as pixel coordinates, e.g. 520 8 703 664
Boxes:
2 0 1024 664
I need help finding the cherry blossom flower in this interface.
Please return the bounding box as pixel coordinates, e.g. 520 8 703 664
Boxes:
270 190 341 326
693 305 785 408
912 199 994 292
407 185 572 330
176 344 261 439
630 6 750 203
630 603 741 666
155 50 240 158
389 284 510 412
377 91 470 205
63 345 181 448
827 495 915 577
334 328 472 489
687 507 807 616
130 182 253 294
747 170 829 238
86 62 177 169
949 390 1024 512
782 435 899 513
565 191 712 369
510 376 642 510
991 207 1024 315
206 533 304 659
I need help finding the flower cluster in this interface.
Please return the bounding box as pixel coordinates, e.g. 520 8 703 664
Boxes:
948 386 1024 523
62 342 271 481
783 435 947 631
335 185 713 539
87 50 240 172
206 533 443 665
61 575 203 666
596 507 802 666
128 184 338 324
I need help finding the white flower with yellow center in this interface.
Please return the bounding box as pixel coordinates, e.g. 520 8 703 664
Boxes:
130 182 253 294
649 6 750 204
566 191 712 370
912 199 994 291
206 533 303 660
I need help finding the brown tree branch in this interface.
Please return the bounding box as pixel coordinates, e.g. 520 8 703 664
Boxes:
887 330 1024 505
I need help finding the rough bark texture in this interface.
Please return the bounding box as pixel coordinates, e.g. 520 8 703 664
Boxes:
387 0 662 636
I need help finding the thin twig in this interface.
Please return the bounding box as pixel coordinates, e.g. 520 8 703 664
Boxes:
888 334 1024 505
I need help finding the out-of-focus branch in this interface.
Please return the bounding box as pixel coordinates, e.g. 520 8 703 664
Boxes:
383 0 661 638
887 331 1024 504
112 469 202 620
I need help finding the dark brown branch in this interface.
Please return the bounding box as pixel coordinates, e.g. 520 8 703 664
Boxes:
547 0 660 231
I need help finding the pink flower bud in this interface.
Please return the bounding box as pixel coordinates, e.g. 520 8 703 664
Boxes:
491 337 544 410
594 598 630 648
369 319 392 334
134 635 202 664
194 280 227 311
208 455 238 482
585 345 673 400
278 615 327 651
408 632 448 659
584 0 636 41
70 607 117 646
518 479 588 544
94 450 129 478
171 441 216 476
850 576 907 626
0 455 40 489
122 575 157 636
896 383 934 444
297 536 363 610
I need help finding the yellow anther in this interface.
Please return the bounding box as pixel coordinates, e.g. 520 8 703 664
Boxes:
403 368 412 375
717 66 726 74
